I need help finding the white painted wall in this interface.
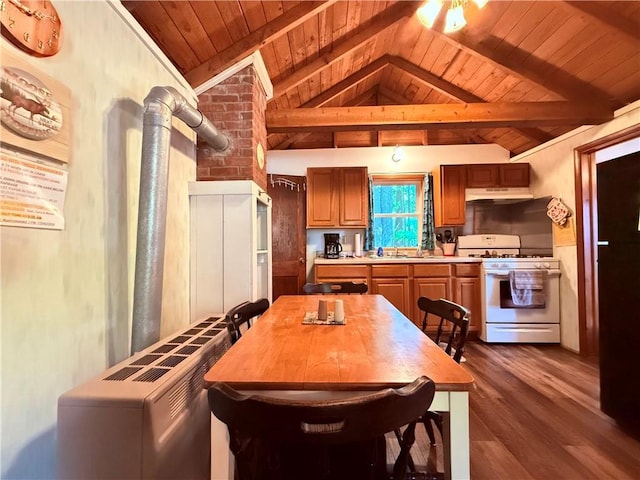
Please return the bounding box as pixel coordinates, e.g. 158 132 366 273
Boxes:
511 101 640 352
267 143 510 176
0 2 199 477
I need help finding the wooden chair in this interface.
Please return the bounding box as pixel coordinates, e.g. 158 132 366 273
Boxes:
208 376 436 480
394 297 470 477
224 298 270 344
303 281 368 295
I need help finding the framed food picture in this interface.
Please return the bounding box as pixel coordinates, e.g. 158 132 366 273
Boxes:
0 43 71 163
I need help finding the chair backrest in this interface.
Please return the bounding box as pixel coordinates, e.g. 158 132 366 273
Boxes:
303 281 368 295
208 376 435 479
224 298 270 344
417 296 470 363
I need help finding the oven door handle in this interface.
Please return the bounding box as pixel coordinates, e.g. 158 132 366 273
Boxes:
484 269 561 276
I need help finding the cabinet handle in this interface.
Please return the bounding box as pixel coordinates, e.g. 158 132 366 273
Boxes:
299 257 305 263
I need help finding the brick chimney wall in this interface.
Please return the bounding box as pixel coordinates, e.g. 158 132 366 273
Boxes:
196 65 267 189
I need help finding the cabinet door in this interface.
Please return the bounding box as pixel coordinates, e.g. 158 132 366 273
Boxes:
412 277 452 330
467 163 530 187
454 276 482 333
307 168 337 227
499 163 529 187
434 165 466 226
371 278 410 317
315 265 368 283
339 167 368 227
467 165 498 187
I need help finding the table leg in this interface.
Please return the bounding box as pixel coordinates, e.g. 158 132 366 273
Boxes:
446 391 470 480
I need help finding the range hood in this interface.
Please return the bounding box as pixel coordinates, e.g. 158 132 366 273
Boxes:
465 187 534 202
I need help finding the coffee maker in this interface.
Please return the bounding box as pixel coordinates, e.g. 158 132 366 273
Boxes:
324 233 343 259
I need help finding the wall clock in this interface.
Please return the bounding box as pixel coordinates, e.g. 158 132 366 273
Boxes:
256 142 265 170
0 0 63 57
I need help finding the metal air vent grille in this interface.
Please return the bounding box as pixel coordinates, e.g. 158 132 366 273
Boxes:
101 316 229 384
104 366 142 381
134 368 169 383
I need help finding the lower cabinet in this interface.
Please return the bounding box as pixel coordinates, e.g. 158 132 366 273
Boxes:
315 264 368 285
413 264 453 331
370 265 411 316
313 262 481 335
453 264 482 334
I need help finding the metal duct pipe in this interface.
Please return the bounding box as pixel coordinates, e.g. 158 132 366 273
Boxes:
131 86 230 354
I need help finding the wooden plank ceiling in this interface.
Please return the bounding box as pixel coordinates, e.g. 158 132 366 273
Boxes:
122 1 640 156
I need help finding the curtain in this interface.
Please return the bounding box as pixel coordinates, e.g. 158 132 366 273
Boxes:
364 176 374 251
421 174 435 251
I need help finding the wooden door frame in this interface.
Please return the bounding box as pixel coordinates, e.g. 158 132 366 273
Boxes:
574 124 640 356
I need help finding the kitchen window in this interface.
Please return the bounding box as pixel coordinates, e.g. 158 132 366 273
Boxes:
371 175 424 248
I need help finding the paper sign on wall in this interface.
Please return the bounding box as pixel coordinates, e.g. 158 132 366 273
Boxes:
0 149 68 229
553 216 576 247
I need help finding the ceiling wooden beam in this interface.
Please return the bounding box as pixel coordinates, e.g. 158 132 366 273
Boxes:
377 86 493 145
438 29 612 105
271 1 419 100
272 87 379 150
266 102 614 133
560 1 640 43
387 56 553 144
184 1 338 88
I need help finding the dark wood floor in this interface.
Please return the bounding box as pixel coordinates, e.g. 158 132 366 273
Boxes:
387 341 640 479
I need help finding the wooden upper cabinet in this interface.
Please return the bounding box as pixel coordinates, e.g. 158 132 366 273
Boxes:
306 168 337 227
339 167 368 226
433 165 467 227
499 163 530 187
467 163 530 188
307 167 368 228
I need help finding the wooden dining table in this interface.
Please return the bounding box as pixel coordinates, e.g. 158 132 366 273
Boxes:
204 294 475 480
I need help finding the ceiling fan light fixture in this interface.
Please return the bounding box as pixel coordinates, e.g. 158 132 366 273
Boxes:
417 0 443 29
473 0 489 9
444 3 467 33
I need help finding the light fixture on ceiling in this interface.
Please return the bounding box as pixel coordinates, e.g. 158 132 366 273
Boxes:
391 145 404 163
417 0 488 34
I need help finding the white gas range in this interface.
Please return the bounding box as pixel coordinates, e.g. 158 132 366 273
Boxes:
457 234 561 343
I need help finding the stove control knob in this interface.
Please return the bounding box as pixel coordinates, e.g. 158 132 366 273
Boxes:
534 263 541 268
543 262 550 269
500 263 508 268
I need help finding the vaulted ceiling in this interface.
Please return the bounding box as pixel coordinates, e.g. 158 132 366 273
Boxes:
122 1 640 156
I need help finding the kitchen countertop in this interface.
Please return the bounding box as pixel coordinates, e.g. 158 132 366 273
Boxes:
314 256 481 264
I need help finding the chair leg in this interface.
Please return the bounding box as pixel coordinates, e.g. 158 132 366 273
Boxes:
423 418 437 445
393 422 418 480
393 428 416 472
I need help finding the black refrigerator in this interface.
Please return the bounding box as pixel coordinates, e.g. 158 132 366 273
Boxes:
596 150 640 436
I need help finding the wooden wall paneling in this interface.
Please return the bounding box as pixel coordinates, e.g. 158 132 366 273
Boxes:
191 2 233 54
161 2 214 62
289 24 308 68
483 1 535 51
579 43 640 92
268 33 295 82
237 1 268 31
317 1 333 52
215 1 251 42
502 4 552 57
130 0 200 73
560 1 640 44
602 59 640 102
